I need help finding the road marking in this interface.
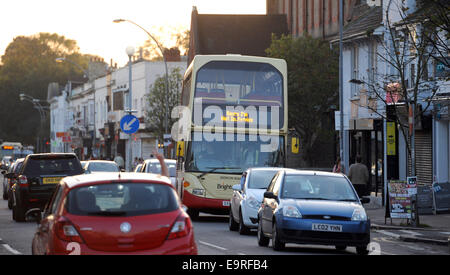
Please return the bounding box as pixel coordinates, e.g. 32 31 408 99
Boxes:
376 230 401 239
0 238 22 255
399 230 423 236
198 241 228 251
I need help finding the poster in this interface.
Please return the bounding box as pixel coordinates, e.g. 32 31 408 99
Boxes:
388 180 413 219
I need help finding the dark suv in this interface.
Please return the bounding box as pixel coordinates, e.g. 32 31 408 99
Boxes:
11 153 83 222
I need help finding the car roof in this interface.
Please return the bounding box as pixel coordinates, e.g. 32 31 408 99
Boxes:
144 159 176 163
85 160 117 164
247 167 296 173
62 172 172 189
283 170 344 177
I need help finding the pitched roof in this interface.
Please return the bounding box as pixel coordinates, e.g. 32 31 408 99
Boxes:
342 5 383 41
329 5 382 43
188 8 288 64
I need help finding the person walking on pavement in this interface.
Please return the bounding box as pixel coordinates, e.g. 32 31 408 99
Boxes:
332 157 342 173
114 153 125 171
347 155 369 198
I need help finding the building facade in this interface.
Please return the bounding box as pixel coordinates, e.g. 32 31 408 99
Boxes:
49 58 186 171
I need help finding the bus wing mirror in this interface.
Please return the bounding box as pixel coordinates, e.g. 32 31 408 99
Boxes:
177 141 185 157
291 137 299 154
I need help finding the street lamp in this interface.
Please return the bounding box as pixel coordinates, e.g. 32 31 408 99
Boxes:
113 18 171 155
126 46 135 172
55 57 89 79
19 93 49 153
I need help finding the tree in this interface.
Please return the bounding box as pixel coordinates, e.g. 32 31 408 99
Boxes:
144 67 183 141
0 33 90 147
352 0 448 177
140 27 189 60
266 34 339 167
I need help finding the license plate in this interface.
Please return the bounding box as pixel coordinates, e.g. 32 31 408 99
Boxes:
312 223 342 232
43 177 62 184
223 201 230 207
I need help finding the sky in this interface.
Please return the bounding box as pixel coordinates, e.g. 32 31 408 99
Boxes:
0 0 266 67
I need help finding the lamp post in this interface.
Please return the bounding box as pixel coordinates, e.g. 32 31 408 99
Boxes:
126 46 135 172
19 93 49 153
339 0 345 173
113 18 170 156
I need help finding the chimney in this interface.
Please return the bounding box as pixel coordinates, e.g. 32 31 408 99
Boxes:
163 47 181 62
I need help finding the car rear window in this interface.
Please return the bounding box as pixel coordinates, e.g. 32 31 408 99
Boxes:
88 162 119 172
23 156 82 177
66 183 179 216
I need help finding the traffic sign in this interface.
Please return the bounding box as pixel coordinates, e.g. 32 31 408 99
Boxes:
120 114 140 134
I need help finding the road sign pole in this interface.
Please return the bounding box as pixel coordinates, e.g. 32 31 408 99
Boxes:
128 53 133 172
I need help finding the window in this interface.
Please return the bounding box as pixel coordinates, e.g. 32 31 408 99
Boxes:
248 170 279 189
113 91 124 111
351 46 360 97
368 41 378 92
67 183 179 216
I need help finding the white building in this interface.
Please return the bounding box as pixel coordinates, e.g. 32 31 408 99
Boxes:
332 0 449 197
49 58 187 171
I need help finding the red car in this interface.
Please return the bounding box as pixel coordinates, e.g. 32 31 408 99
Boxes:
32 172 197 255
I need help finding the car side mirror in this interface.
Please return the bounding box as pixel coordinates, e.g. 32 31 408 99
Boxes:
232 184 241 192
360 197 370 204
264 191 277 199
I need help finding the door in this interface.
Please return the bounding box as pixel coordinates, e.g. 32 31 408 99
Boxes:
34 185 64 254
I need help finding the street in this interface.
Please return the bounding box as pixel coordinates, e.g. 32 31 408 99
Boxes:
0 175 448 256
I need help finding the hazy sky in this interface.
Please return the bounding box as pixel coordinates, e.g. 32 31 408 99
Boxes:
0 0 266 66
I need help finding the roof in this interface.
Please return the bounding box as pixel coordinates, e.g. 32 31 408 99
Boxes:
247 167 294 172
344 5 382 40
188 8 288 64
330 5 382 43
62 172 172 189
284 170 344 178
144 159 176 163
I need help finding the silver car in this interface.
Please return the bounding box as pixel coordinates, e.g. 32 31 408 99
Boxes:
141 159 177 188
229 167 291 234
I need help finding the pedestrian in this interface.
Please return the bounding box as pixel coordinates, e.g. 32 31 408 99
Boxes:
332 156 342 173
347 155 369 198
114 153 125 171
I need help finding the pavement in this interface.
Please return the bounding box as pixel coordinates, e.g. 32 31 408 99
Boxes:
364 193 450 249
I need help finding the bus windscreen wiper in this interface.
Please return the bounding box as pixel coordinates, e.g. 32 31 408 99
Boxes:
197 167 241 179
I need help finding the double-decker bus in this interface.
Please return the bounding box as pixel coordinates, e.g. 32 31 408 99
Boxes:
176 55 288 219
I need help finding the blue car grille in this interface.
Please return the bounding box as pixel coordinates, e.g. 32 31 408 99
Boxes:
302 215 351 221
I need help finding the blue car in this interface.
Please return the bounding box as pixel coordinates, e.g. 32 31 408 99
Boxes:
257 170 370 255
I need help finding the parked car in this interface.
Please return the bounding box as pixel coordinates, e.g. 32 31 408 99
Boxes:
1 156 13 171
134 163 143 173
257 170 370 255
31 172 197 255
229 167 290 235
2 158 25 209
141 159 176 187
11 153 84 222
82 160 120 173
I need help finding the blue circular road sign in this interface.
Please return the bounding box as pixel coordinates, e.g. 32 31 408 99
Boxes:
120 114 140 134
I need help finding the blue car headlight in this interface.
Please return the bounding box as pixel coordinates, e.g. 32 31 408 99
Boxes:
351 209 368 221
283 206 302 219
